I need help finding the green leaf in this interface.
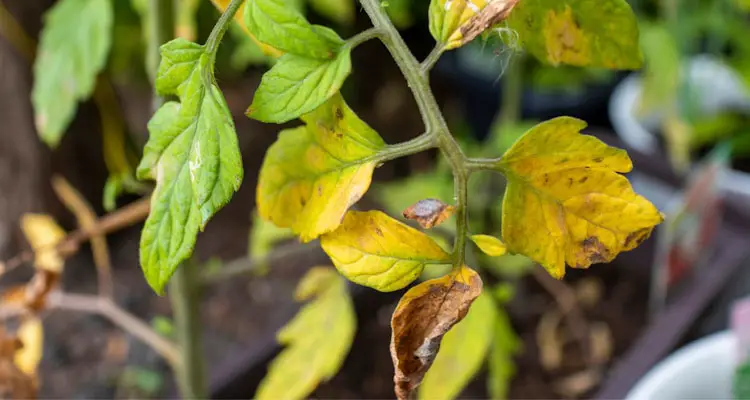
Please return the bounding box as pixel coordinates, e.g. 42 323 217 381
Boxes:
138 39 243 293
508 0 642 69
247 41 352 123
256 267 355 400
32 0 113 147
419 292 496 400
637 22 680 115
256 94 385 241
245 0 342 59
309 0 355 26
487 307 521 400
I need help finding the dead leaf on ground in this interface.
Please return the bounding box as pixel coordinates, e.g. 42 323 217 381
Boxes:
390 265 483 400
402 198 455 229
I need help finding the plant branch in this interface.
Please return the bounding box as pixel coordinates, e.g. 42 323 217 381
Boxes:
0 198 151 276
347 27 384 48
202 242 318 284
420 45 444 75
170 260 207 398
148 0 174 108
205 0 243 59
359 0 470 268
48 292 180 367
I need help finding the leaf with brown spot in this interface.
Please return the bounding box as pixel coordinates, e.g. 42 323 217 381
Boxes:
458 0 520 48
390 265 483 400
499 117 663 279
403 198 456 229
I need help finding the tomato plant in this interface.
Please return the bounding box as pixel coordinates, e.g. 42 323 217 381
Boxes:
0 0 662 398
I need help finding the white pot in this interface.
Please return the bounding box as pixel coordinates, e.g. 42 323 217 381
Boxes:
609 55 750 197
625 331 737 399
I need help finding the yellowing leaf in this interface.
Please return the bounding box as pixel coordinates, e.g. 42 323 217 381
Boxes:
21 214 66 274
419 292 496 400
470 234 507 257
210 0 283 58
508 0 642 69
499 117 663 279
257 94 385 242
403 198 456 229
390 265 483 400
255 267 355 400
14 317 43 378
321 211 452 292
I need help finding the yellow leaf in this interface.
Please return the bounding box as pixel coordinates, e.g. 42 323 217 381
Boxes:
210 0 283 58
257 94 386 242
419 292 496 400
321 210 452 292
255 267 355 400
470 234 507 257
499 117 663 279
390 265 483 400
14 317 43 378
20 214 67 273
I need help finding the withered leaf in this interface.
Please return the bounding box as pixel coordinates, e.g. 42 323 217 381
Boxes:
390 265 483 400
459 0 521 47
402 199 456 229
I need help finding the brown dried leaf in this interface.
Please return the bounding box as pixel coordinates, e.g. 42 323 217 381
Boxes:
402 199 456 229
1 270 59 312
459 0 521 47
0 326 37 399
390 265 483 400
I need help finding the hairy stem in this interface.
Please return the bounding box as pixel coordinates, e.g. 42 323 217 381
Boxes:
170 260 207 398
347 27 384 48
205 0 243 59
359 0 469 268
420 45 444 75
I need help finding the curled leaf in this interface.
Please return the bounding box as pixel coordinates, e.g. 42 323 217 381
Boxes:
257 95 385 241
470 234 507 257
255 267 355 400
457 0 520 48
403 198 456 229
390 265 483 399
429 0 518 50
499 117 663 279
321 211 452 292
419 292 496 400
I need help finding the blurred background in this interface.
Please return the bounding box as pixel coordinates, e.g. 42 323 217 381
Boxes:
1 0 750 398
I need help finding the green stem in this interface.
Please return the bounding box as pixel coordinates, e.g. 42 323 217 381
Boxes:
148 0 174 109
359 0 469 268
170 260 207 399
347 27 384 48
379 132 436 163
205 0 243 59
420 45 444 75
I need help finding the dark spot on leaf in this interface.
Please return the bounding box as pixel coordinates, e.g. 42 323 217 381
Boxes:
375 227 384 237
317 186 323 196
544 174 550 184
578 176 588 183
581 236 610 265
624 228 652 249
557 157 569 164
335 107 344 120
568 177 573 187
593 157 604 163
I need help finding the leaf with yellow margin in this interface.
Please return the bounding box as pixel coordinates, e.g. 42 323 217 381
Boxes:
21 214 66 274
390 265 483 400
470 234 507 257
508 0 642 69
320 210 452 292
499 117 663 279
419 292 496 400
210 0 283 58
257 94 385 242
255 267 355 400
